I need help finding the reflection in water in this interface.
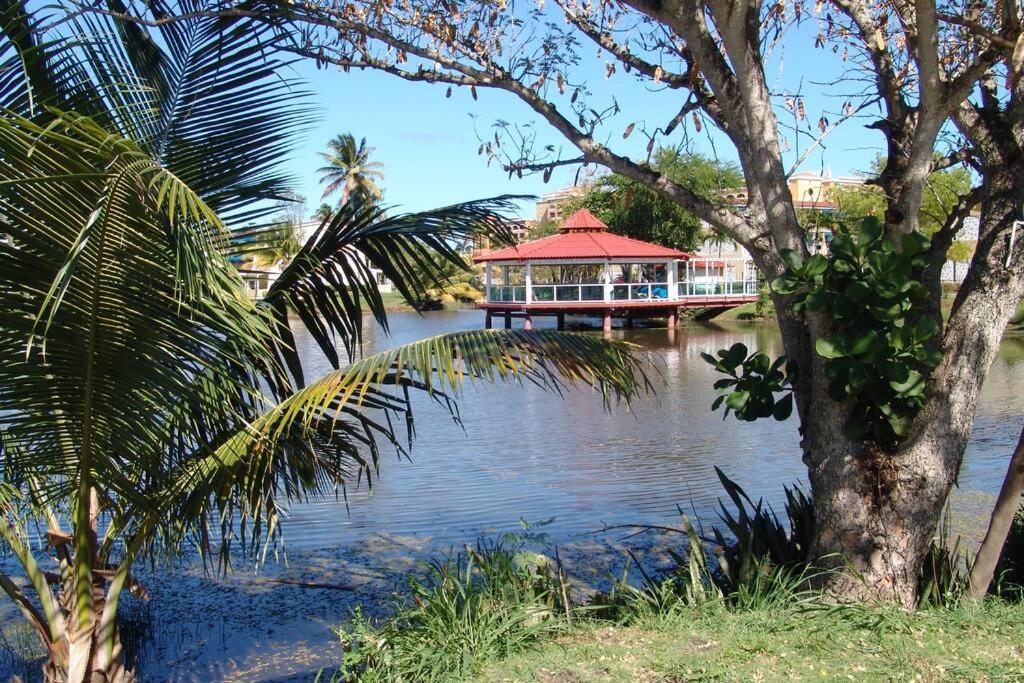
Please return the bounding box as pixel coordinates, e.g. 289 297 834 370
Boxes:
6 310 1024 681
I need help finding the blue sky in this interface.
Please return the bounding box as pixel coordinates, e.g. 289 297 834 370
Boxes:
280 16 892 219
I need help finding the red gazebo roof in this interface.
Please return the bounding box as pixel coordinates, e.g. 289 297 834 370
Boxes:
474 209 689 263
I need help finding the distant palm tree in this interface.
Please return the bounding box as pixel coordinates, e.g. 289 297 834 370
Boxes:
318 133 385 202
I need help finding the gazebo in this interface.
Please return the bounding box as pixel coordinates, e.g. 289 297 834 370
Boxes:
473 209 758 331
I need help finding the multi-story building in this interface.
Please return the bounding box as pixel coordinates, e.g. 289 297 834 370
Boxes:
535 186 587 223
464 217 535 256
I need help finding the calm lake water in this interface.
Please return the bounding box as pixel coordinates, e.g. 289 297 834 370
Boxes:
4 310 1024 681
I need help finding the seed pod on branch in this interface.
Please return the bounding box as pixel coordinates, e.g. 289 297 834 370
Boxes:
692 112 702 132
623 122 635 139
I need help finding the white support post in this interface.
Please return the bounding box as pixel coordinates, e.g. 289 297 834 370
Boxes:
604 261 612 302
667 260 677 300
525 262 533 303
484 263 492 300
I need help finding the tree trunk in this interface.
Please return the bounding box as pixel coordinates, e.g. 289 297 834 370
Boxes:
42 530 135 683
968 426 1024 597
801 410 958 608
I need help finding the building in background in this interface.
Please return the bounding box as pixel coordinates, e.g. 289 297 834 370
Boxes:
238 219 394 299
463 217 534 256
535 186 587 223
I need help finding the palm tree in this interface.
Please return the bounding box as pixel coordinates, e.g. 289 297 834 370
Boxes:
0 4 647 681
318 133 386 203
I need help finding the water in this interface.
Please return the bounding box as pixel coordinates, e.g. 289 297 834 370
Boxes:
5 310 1024 681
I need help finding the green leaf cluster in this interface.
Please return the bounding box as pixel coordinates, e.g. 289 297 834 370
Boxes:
701 344 793 422
566 150 743 250
772 217 941 444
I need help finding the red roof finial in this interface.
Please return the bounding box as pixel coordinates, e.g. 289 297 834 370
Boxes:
559 208 608 232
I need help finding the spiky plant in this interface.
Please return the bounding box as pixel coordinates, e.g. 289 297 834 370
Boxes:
0 3 649 680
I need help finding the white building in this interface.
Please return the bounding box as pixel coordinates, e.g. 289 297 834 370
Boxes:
240 219 393 300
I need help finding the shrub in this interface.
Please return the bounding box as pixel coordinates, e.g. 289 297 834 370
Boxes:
709 467 813 594
332 537 569 682
918 506 968 608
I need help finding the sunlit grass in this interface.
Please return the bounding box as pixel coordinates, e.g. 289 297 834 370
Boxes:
475 599 1024 682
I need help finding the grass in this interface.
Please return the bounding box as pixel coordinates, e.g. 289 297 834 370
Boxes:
375 291 416 312
328 535 570 682
475 599 1024 682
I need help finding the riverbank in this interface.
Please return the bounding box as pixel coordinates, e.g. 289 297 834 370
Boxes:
475 599 1024 681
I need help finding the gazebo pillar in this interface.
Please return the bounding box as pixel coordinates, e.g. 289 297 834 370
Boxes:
667 259 677 300
504 311 512 329
668 309 678 328
485 312 493 329
525 262 533 304
603 261 612 302
602 309 612 334
523 314 533 331
557 312 565 331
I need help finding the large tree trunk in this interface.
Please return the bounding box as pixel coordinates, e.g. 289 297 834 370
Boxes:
796 152 1024 606
800 404 959 607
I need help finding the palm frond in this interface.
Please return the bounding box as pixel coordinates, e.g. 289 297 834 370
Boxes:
144 330 651 566
1 0 314 226
259 195 524 386
0 110 278 514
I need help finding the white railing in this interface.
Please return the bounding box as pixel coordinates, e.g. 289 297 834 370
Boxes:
485 278 759 304
530 284 606 302
678 279 759 298
486 285 528 302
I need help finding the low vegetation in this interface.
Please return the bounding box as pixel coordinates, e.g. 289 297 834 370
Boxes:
333 535 570 682
477 599 1024 682
324 476 1024 682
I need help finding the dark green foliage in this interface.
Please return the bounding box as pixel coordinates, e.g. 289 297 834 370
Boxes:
701 343 794 422
706 216 939 446
710 468 814 595
773 217 940 444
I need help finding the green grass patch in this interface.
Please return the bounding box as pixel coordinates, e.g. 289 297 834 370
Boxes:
475 599 1024 682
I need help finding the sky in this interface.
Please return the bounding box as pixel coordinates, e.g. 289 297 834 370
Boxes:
279 13 896 220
